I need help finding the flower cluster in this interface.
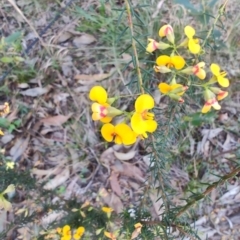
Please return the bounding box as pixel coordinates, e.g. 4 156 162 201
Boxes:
57 225 85 240
89 86 157 145
147 24 229 113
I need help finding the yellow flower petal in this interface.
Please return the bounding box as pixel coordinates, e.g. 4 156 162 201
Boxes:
73 227 85 240
100 116 112 123
115 123 136 145
62 225 71 235
156 55 171 66
212 101 221 110
135 94 154 112
131 113 146 135
102 207 113 213
201 104 211 113
217 91 228 101
184 26 195 38
89 86 108 104
159 83 172 94
210 63 220 76
145 120 157 133
217 76 229 87
0 129 4 136
146 38 158 53
188 39 200 54
159 24 174 43
171 56 185 70
101 123 114 142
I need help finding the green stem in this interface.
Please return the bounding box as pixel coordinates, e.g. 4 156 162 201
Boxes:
124 0 144 94
202 0 229 48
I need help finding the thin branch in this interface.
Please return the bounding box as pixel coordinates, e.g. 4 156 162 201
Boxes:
124 0 144 94
202 0 229 47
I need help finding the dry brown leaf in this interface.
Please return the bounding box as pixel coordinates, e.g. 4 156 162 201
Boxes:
40 113 73 126
20 86 51 97
9 136 29 162
113 149 137 161
73 34 96 46
112 162 145 182
74 73 110 83
56 31 72 43
43 169 70 190
109 171 122 196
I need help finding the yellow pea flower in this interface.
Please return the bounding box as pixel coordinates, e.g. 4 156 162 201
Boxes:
159 24 175 44
159 83 188 103
209 87 228 101
57 225 85 240
146 38 170 53
102 207 113 213
202 98 221 113
130 94 157 138
101 123 136 145
0 102 10 116
184 26 201 54
89 86 122 123
210 63 229 87
181 62 206 80
202 89 221 113
155 55 185 73
73 227 85 240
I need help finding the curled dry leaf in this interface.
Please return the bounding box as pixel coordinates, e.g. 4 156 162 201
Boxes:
20 86 51 97
113 149 137 161
43 168 70 190
73 34 96 46
40 113 73 126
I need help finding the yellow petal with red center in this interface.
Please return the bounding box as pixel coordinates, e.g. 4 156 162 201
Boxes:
210 63 220 76
196 69 206 79
115 123 136 145
184 26 195 38
201 103 211 113
159 25 172 37
217 91 228 101
171 56 185 70
135 94 154 112
146 38 157 53
145 120 157 133
188 39 200 54
156 55 171 66
101 123 115 142
217 76 229 87
89 86 108 104
159 82 171 94
131 112 146 135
